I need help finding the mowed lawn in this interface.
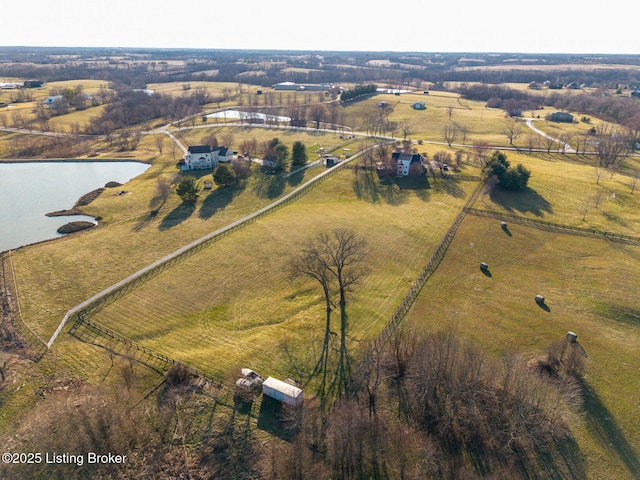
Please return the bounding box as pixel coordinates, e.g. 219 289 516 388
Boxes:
402 215 640 479
85 164 478 383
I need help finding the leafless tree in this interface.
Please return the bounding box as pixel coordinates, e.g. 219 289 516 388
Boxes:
594 130 630 175
221 133 234 149
401 119 412 141
525 132 539 154
458 123 470 145
503 119 522 145
154 177 172 211
153 133 165 155
309 104 327 129
441 123 458 146
290 242 336 411
473 142 491 167
542 131 558 153
291 229 368 403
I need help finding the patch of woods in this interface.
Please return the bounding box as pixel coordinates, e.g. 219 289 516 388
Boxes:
0 328 587 479
460 83 640 132
340 84 377 103
265 329 586 479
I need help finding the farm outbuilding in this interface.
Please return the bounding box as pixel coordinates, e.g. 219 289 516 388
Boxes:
550 112 574 123
262 377 303 406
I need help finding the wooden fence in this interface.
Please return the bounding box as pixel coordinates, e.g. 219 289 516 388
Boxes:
467 208 640 245
1 253 47 350
46 146 384 349
362 182 484 364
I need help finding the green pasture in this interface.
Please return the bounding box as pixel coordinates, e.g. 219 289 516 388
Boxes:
342 92 518 146
81 165 478 385
402 215 640 479
173 125 362 158
10 157 330 340
473 150 640 236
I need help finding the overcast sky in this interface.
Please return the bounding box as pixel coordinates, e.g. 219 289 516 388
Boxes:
1 0 636 55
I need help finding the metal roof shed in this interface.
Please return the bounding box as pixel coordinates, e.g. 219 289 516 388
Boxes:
262 377 303 406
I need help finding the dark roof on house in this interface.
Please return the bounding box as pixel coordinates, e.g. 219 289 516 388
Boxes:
213 146 231 155
188 145 211 154
392 152 422 163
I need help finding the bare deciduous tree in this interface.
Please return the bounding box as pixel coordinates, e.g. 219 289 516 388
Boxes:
153 133 165 155
503 119 522 145
291 229 368 404
441 123 458 146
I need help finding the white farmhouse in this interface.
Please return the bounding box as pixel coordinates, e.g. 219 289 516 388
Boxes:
212 146 234 163
182 145 234 170
392 152 423 177
182 145 215 170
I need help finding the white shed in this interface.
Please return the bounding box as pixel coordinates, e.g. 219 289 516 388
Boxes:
262 377 303 406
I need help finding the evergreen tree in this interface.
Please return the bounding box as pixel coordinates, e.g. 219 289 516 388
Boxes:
482 151 531 190
213 163 237 187
175 176 200 204
291 141 308 166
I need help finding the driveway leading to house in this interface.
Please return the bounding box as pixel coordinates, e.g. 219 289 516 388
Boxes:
525 118 576 153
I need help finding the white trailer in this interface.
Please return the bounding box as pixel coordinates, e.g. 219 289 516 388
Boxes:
262 377 303 406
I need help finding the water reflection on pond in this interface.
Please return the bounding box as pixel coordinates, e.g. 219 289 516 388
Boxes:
0 161 150 252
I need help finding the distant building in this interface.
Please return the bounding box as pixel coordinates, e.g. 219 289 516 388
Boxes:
23 80 44 88
550 112 574 123
272 82 331 91
44 95 69 109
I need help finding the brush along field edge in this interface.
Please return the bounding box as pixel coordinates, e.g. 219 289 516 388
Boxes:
45 143 386 349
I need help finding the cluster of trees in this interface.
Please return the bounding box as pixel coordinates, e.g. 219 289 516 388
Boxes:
460 84 542 114
88 90 200 135
266 329 583 479
483 151 531 190
340 84 377 103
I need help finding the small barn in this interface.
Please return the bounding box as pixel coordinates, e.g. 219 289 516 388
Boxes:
550 112 574 123
262 377 303 406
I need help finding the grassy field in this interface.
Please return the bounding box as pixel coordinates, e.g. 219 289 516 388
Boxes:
28 162 478 386
2 78 640 477
475 150 640 235
402 214 640 478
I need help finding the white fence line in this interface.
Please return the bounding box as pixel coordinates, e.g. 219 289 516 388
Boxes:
46 147 377 349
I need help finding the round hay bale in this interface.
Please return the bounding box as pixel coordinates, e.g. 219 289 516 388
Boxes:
480 262 489 270
535 294 545 303
501 221 507 228
566 331 578 343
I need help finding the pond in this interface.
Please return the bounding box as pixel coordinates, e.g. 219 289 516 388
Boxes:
0 161 150 252
206 109 291 123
